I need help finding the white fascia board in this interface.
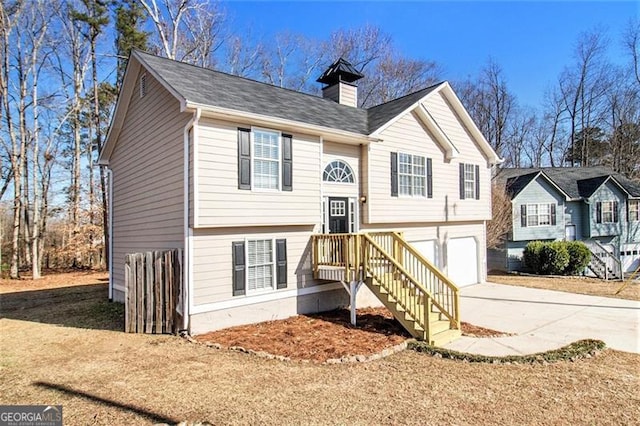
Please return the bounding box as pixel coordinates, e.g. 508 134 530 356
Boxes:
186 101 379 145
415 104 459 160
439 82 503 165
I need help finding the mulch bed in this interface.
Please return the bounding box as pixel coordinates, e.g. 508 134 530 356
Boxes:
195 307 511 362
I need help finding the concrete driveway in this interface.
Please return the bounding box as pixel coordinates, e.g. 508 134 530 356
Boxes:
444 282 640 355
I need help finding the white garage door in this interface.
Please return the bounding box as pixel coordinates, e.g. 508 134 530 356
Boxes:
447 237 478 287
621 244 640 273
409 240 437 266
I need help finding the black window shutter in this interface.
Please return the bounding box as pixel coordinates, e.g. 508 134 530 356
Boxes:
390 152 398 197
275 239 287 289
238 128 251 190
459 163 465 200
521 205 527 227
596 202 602 224
426 158 433 198
474 165 480 200
282 134 293 191
551 203 557 225
613 201 619 222
232 241 246 296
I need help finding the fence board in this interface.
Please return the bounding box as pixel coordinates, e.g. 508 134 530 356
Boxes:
123 248 182 334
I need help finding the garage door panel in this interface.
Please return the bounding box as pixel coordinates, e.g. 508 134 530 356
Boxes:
447 237 478 287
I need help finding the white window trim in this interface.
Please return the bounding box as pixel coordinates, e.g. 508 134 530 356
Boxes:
397 152 427 198
251 126 282 192
245 238 276 294
628 200 639 222
525 203 554 227
464 163 476 199
601 200 616 223
322 160 356 184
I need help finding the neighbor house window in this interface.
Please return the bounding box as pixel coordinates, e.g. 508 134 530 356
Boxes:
597 200 618 224
398 153 426 196
629 200 639 222
521 203 556 227
237 128 292 191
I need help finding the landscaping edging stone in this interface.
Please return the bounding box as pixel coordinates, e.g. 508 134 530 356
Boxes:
181 331 413 364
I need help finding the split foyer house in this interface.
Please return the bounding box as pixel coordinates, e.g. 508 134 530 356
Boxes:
99 50 501 344
494 167 640 278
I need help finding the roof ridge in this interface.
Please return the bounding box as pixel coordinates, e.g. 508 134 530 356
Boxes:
134 49 365 110
366 81 445 111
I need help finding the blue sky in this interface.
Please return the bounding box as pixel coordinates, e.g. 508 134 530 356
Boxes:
223 1 637 108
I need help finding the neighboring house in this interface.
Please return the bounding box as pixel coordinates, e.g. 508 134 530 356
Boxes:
98 50 501 342
493 167 640 277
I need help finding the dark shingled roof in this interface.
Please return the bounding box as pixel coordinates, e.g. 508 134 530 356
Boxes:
498 167 640 199
136 51 369 134
135 50 443 137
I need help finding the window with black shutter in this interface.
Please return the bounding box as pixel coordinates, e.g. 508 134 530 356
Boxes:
237 127 292 191
232 238 287 296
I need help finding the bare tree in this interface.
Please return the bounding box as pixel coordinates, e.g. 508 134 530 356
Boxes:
558 29 611 167
622 19 640 86
457 60 516 162
486 181 512 249
138 0 225 65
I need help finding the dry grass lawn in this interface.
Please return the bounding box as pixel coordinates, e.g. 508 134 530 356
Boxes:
1 272 639 425
489 272 640 301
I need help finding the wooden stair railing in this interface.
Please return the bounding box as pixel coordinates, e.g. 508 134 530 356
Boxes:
312 232 461 344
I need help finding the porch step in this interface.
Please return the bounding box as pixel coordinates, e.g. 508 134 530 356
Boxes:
430 328 462 346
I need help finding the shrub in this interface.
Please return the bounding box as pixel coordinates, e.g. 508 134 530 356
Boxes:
565 241 591 275
523 241 545 273
523 240 585 275
539 241 570 274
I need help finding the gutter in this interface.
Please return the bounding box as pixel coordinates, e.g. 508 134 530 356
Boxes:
108 169 114 300
182 108 201 332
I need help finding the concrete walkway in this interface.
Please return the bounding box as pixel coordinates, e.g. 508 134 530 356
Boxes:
443 282 640 356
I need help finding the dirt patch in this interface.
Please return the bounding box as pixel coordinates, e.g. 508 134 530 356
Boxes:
489 271 640 301
0 270 108 293
461 321 514 338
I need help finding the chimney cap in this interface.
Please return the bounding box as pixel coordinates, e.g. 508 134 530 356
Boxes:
317 57 364 85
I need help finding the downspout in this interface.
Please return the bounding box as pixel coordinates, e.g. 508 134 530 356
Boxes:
183 108 201 332
108 168 114 300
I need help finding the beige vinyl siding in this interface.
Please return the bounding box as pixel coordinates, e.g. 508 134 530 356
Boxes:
195 118 320 227
340 84 357 107
192 225 322 306
366 104 491 224
322 141 360 197
109 69 190 293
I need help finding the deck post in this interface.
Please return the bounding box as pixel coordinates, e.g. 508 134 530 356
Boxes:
349 280 362 326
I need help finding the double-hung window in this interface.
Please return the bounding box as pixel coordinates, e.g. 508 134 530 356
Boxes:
232 239 288 296
521 203 556 227
252 130 280 190
247 239 274 291
238 128 292 191
599 201 617 223
628 200 639 222
398 153 426 196
459 163 480 200
390 152 432 198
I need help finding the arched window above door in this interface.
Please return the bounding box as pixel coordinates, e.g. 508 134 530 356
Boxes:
323 160 355 183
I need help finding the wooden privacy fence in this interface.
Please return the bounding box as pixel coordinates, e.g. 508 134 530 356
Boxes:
125 249 182 334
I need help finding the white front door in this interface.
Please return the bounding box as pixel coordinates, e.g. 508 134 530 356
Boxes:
447 237 479 287
565 225 576 241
